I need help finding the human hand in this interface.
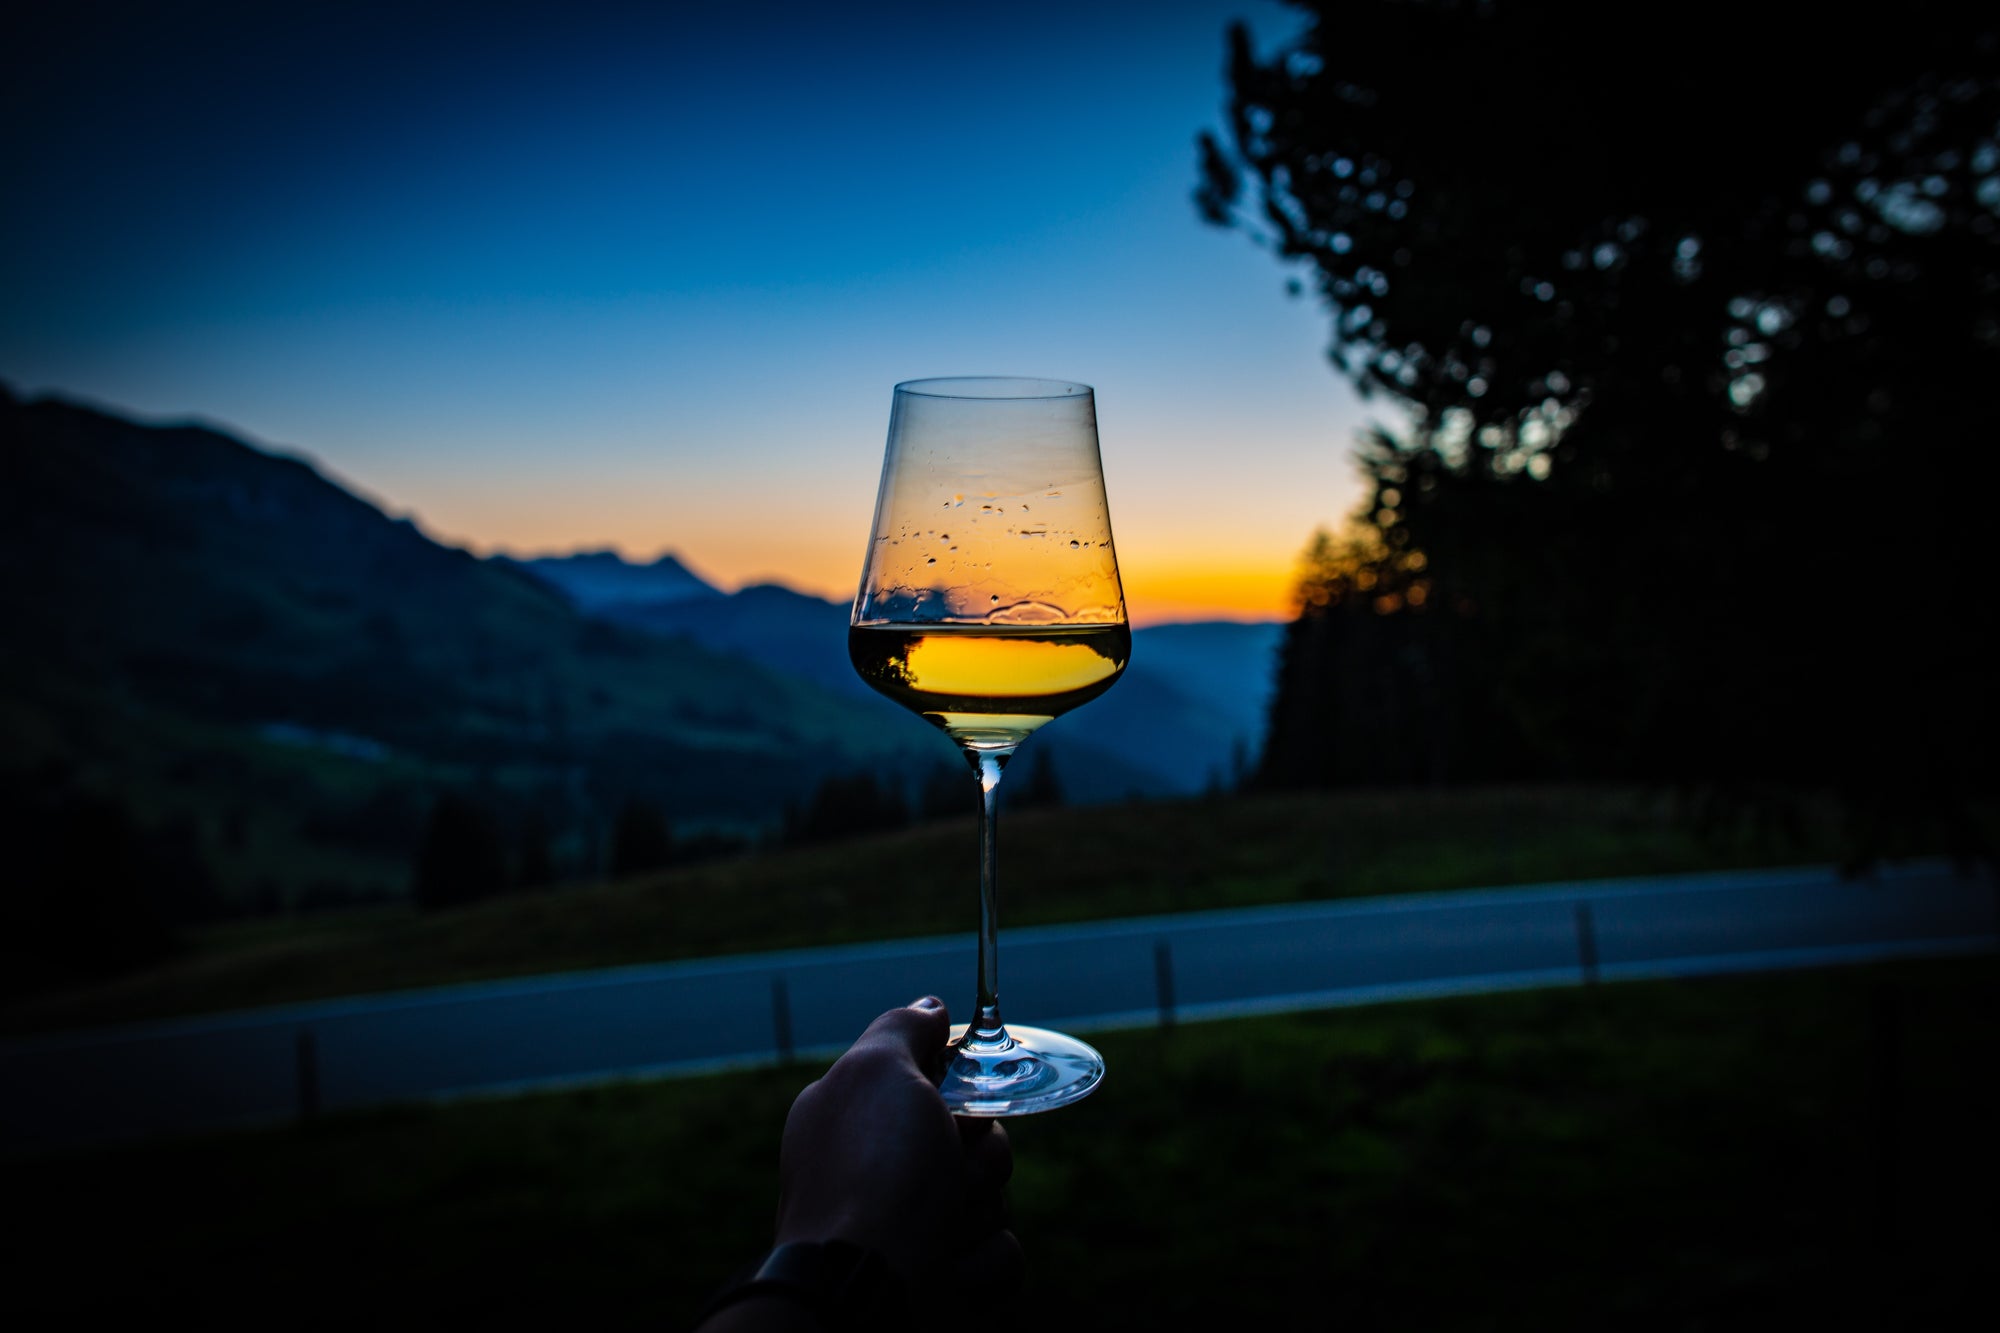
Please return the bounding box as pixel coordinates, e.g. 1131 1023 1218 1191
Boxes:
774 996 1022 1295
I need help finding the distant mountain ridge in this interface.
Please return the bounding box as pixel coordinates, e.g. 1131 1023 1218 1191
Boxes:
0 381 1287 926
598 581 864 698
505 549 723 611
0 392 868 764
512 547 1286 796
0 386 931 909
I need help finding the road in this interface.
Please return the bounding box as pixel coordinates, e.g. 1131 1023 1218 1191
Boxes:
2 861 1992 1152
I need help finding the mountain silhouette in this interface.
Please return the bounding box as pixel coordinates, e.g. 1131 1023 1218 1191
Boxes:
589 581 857 696
1054 633 1278 794
0 385 927 908
0 376 1291 921
507 549 722 611
549 570 1285 797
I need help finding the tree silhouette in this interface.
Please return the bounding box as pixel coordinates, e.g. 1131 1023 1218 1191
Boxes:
789 771 909 845
1203 1 2000 852
917 761 971 822
412 792 508 910
610 798 674 877
516 808 556 889
0 776 184 992
1011 746 1066 811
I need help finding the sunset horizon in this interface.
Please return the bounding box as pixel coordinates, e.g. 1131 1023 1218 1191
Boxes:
407 500 1306 629
2 1 1367 637
13 377 1317 627
465 523 1304 626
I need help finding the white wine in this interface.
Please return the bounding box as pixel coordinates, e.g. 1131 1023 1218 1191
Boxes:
848 622 1130 748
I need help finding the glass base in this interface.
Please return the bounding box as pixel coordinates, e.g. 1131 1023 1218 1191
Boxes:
941 1023 1104 1116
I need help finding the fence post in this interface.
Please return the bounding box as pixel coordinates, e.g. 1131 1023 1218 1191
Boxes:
1153 940 1176 1030
1574 902 1600 986
771 976 795 1064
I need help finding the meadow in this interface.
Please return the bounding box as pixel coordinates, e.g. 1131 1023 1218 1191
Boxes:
5 785 1991 1326
1 784 1860 1035
8 958 1992 1328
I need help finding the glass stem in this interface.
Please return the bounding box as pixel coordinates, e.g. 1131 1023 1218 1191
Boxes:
967 745 1014 1047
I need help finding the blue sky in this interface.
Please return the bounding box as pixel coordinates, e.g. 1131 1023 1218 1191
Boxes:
2 1 1375 621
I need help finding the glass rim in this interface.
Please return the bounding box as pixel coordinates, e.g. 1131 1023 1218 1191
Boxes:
894 376 1092 401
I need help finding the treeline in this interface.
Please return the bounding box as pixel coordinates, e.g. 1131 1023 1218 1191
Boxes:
1 750 1076 997
1203 1 1999 857
781 750 1066 846
409 792 749 911
411 749 1068 912
0 766 219 997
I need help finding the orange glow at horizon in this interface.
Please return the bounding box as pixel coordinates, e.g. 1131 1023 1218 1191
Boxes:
311 363 1364 635
449 512 1300 626
1118 560 1296 626
400 473 1315 630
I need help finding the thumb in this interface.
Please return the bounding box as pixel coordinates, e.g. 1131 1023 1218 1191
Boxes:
850 995 952 1071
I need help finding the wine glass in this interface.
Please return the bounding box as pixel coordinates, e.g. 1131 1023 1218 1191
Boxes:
849 377 1129 1115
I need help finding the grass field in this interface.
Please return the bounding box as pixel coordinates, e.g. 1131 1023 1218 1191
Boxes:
3 785 1860 1034
7 957 1992 1328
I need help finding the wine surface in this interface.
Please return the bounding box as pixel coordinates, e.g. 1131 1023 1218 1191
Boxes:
848 622 1130 748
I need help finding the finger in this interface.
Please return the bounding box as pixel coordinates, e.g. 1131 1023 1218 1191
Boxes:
958 1119 1013 1190
847 996 951 1072
951 1228 1025 1294
954 1179 1009 1247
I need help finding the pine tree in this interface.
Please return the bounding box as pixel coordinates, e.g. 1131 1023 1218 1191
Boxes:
1207 1 2000 853
610 798 674 877
412 793 509 910
1012 747 1065 811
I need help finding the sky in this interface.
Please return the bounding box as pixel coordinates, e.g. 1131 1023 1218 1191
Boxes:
2 0 1379 625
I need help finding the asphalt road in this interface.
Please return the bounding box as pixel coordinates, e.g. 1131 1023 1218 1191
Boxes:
3 861 1992 1152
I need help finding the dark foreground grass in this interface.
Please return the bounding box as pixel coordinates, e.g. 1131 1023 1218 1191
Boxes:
5 785 1854 1033
7 957 1993 1329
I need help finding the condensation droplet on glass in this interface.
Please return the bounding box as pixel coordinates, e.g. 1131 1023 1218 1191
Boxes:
990 594 1000 603
927 557 936 564
1069 540 1080 549
939 533 949 540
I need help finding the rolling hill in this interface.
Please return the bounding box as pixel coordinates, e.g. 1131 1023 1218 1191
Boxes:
0 383 1291 937
0 387 930 911
543 557 1286 797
